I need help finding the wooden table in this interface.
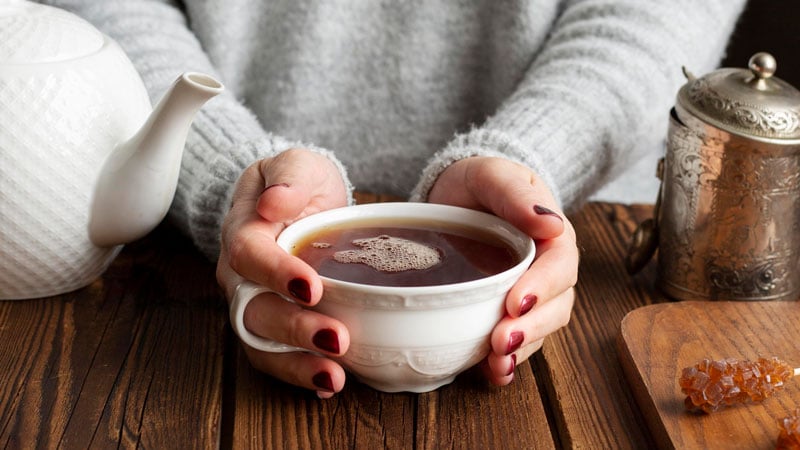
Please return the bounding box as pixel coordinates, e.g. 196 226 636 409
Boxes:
0 199 664 449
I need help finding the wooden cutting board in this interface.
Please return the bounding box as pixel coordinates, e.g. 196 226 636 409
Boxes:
618 301 800 449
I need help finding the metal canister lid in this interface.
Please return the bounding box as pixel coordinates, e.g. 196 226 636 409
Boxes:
677 52 800 140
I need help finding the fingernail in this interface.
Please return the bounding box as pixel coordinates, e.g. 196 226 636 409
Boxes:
519 294 537 316
312 371 335 392
288 278 311 303
316 390 334 399
506 331 524 355
263 182 290 193
313 328 340 354
506 354 517 376
533 204 563 221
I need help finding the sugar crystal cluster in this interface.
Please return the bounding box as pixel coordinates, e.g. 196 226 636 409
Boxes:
679 357 794 413
777 409 800 450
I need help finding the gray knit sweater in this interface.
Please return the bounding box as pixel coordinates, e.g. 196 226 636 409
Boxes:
43 0 745 259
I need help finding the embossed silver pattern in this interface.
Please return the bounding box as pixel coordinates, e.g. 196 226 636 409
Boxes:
686 74 800 139
630 53 800 301
657 111 800 301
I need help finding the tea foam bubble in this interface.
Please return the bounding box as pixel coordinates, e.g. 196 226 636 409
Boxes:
332 235 440 272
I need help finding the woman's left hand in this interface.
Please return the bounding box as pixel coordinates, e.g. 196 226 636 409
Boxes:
428 156 578 385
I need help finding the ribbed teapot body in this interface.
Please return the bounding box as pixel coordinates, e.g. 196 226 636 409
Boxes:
0 37 151 299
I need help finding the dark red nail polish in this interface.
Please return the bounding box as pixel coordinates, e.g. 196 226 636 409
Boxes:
506 354 517 376
312 328 340 354
506 331 524 355
519 294 537 316
288 278 311 303
263 182 290 193
533 204 563 221
312 371 335 392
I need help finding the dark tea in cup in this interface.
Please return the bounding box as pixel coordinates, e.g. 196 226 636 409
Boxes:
230 202 535 392
291 218 520 287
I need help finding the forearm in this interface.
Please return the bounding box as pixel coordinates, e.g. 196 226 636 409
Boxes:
39 0 353 259
413 0 746 211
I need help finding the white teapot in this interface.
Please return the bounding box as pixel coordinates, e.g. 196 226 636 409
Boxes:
0 1 223 299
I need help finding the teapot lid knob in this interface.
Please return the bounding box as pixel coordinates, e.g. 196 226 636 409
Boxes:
748 52 777 80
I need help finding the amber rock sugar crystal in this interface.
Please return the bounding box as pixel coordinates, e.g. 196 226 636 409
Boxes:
679 357 795 413
777 409 800 450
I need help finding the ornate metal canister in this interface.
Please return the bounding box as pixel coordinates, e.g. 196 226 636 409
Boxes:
627 52 800 301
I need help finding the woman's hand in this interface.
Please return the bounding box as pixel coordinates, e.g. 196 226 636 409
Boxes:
216 148 350 398
428 156 578 386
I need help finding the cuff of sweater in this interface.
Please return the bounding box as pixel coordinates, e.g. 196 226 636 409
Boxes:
409 128 562 206
171 134 353 260
307 145 355 206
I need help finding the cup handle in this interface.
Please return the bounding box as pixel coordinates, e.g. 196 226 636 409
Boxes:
230 280 308 353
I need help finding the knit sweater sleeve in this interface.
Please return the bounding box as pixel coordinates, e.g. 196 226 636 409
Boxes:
410 0 746 211
40 0 353 260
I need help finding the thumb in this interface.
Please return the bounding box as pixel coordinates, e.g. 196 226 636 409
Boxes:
430 157 564 240
255 149 346 223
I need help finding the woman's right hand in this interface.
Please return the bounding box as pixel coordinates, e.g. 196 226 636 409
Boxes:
216 148 351 398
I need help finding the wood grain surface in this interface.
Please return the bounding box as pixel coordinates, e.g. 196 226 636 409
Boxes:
1 200 712 449
226 351 555 449
537 202 664 449
619 301 800 450
0 227 225 449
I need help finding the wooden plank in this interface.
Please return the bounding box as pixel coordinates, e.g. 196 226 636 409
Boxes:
0 226 225 449
619 301 800 450
353 191 404 204
537 202 662 449
228 348 555 449
417 365 555 449
226 346 418 449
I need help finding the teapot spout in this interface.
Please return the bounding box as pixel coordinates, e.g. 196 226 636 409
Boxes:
89 72 223 247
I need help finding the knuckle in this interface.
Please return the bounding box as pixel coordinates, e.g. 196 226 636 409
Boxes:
226 230 253 274
560 308 573 329
286 309 307 343
558 289 576 328
567 269 579 289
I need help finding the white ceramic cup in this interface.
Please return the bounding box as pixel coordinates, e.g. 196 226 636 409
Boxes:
230 202 535 393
